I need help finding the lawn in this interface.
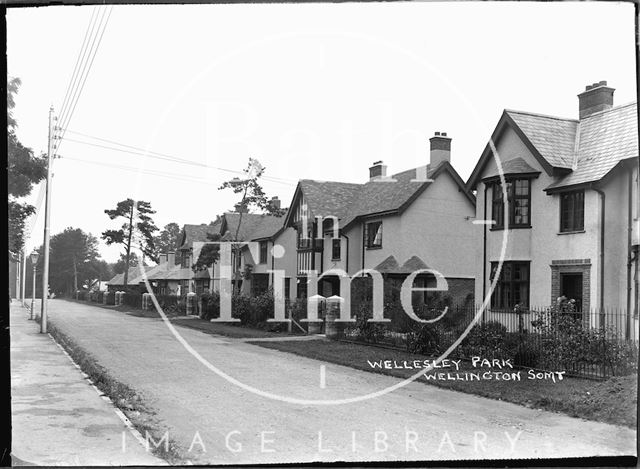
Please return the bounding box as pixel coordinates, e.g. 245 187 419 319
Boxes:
170 316 303 339
250 338 637 428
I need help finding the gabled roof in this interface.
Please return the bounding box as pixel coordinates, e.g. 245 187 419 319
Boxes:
467 103 638 191
285 161 474 230
546 102 638 191
374 255 430 275
178 222 220 250
106 265 154 286
221 212 284 241
506 110 577 169
482 157 542 181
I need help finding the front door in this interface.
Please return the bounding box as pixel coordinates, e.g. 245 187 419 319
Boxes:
560 272 583 312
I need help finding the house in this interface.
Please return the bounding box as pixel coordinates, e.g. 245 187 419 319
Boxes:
466 81 639 333
213 210 287 296
281 132 477 308
148 222 220 295
106 265 154 292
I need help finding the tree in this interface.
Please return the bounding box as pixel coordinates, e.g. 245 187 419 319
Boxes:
83 259 113 291
153 222 181 255
112 252 144 275
101 199 158 286
218 158 271 294
46 228 101 296
8 77 47 255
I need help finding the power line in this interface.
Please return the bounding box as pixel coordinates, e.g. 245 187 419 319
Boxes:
62 155 296 187
56 6 108 136
56 7 99 130
62 131 297 184
55 6 113 157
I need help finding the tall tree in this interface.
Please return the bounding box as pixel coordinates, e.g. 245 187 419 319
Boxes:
153 222 181 255
101 199 158 286
46 228 100 296
7 77 47 255
219 158 271 294
111 252 144 275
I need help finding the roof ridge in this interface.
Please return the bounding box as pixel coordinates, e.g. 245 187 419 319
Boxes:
579 100 637 120
505 108 578 123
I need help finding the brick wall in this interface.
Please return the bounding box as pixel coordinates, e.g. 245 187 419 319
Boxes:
550 259 591 312
445 277 475 308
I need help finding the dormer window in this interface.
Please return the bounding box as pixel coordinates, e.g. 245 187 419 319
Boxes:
491 179 531 229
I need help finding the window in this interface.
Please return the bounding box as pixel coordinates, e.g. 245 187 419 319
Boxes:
560 191 584 232
284 278 291 300
364 221 383 248
491 179 531 229
259 241 268 264
182 252 191 268
297 224 314 249
331 238 341 260
297 278 308 298
490 261 530 309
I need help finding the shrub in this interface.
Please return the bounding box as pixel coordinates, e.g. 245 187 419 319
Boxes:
531 305 639 375
406 323 442 355
122 292 142 308
458 321 508 359
105 291 116 305
349 303 387 344
199 291 220 320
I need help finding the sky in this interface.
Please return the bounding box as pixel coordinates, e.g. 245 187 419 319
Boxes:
7 2 637 263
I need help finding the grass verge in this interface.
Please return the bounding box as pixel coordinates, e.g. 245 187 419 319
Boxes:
250 338 637 428
170 316 304 339
45 320 186 463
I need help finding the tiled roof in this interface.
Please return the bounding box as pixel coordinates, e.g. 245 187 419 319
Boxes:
506 110 577 169
299 180 362 221
373 255 430 274
179 222 220 250
374 255 401 274
106 266 154 286
222 213 284 241
298 161 470 229
483 157 541 180
546 102 638 190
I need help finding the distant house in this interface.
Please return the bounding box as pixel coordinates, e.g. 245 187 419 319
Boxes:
215 211 286 296
282 132 477 307
148 221 220 295
466 81 638 332
106 265 154 292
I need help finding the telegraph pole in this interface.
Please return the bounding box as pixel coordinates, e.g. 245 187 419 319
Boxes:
40 106 55 334
20 247 27 305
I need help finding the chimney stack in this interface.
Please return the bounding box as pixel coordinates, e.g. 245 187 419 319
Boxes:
429 131 451 168
159 253 168 265
167 251 176 266
578 81 614 118
369 160 388 181
270 196 281 210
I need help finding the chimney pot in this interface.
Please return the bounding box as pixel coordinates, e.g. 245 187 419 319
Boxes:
369 161 387 181
578 80 615 118
429 131 452 168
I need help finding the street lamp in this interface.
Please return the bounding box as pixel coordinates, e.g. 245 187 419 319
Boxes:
29 251 39 320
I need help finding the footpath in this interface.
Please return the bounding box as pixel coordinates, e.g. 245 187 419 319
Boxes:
10 300 165 466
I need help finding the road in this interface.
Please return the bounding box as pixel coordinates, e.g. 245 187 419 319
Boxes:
40 299 636 464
